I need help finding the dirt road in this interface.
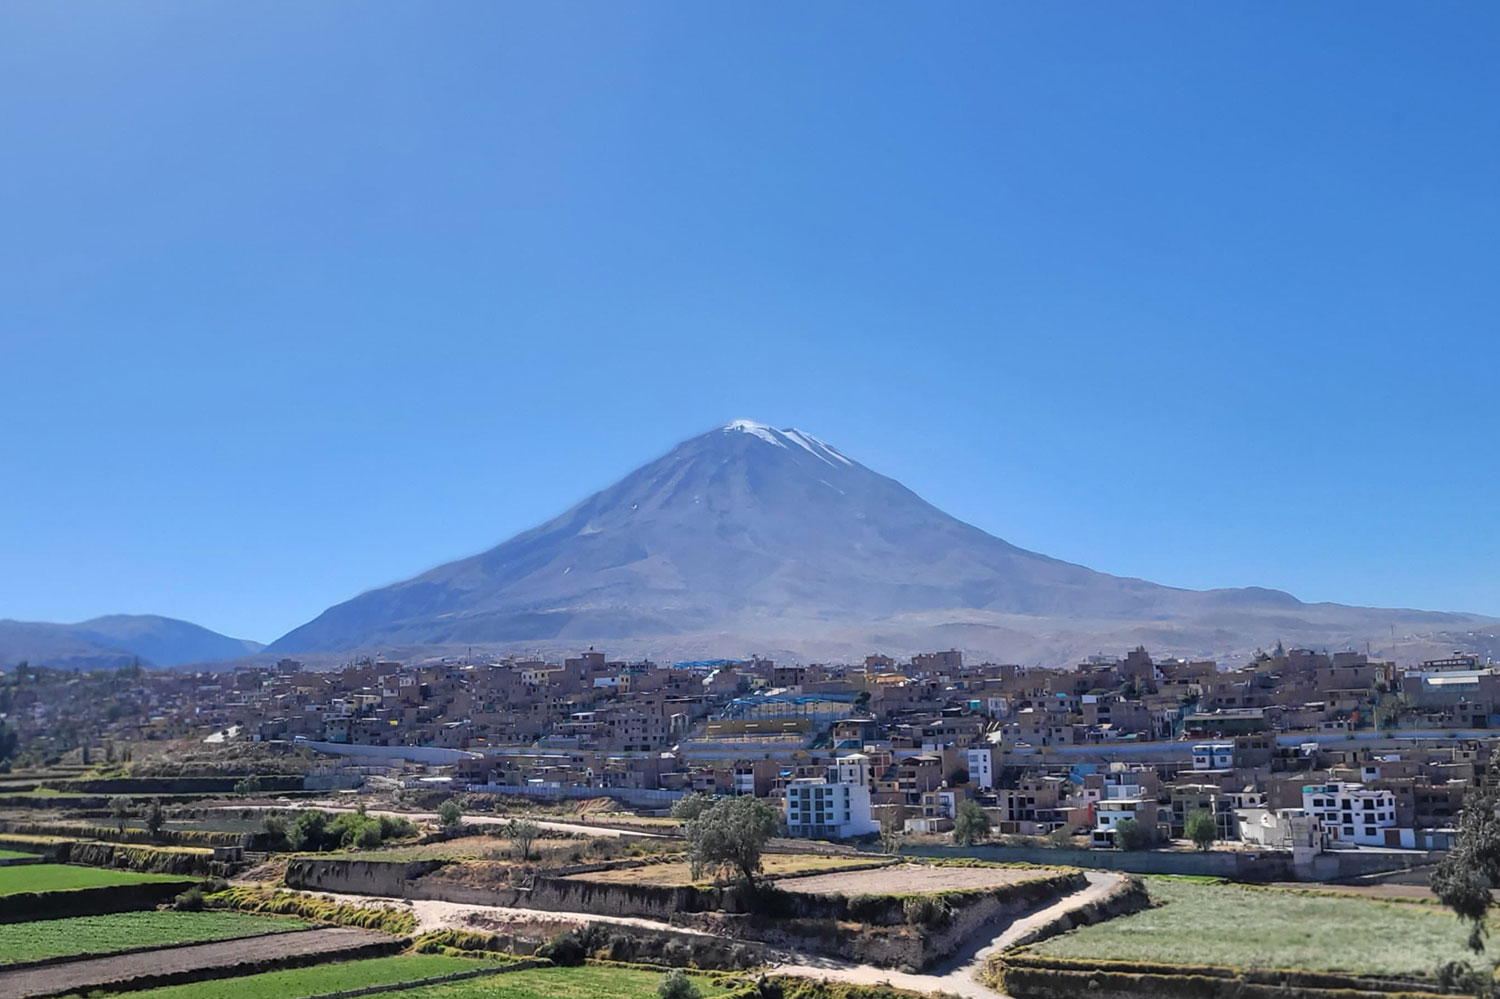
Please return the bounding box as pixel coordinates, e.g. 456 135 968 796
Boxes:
0 926 391 999
772 871 1125 999
217 802 666 839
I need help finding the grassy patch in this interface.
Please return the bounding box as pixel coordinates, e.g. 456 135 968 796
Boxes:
1029 878 1481 977
95 954 499 999
0 863 190 896
370 964 735 999
208 885 418 935
0 910 308 965
0 848 40 860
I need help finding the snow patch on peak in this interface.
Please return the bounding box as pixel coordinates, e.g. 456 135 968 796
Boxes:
781 428 854 467
722 419 785 447
720 420 855 467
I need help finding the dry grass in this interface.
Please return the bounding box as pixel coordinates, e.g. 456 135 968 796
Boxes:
568 853 885 887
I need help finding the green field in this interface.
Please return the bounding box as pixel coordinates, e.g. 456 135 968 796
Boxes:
1030 878 1480 977
0 849 40 860
0 863 191 896
374 965 734 999
0 911 309 965
100 954 503 999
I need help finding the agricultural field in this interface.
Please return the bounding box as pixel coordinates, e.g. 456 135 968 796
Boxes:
570 852 884 886
774 862 1049 895
1030 878 1480 977
0 911 309 965
0 863 190 895
89 953 506 999
326 833 679 866
370 964 734 999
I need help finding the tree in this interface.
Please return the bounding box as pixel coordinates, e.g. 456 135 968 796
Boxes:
946 767 970 787
952 800 990 846
671 792 714 822
853 690 872 713
437 798 463 832
1433 793 1500 952
685 795 778 890
145 797 166 841
508 818 541 862
880 803 906 855
658 969 702 999
234 774 262 795
1113 818 1148 851
1185 809 1216 851
109 795 131 835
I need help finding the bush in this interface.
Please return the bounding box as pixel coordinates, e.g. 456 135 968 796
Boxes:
902 894 954 929
172 886 205 911
537 928 589 966
659 969 702 999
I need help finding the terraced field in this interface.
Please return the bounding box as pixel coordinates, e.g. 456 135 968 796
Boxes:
570 853 883 886
85 952 507 999
1030 878 1479 977
373 964 734 999
0 926 394 999
0 910 310 966
0 863 190 895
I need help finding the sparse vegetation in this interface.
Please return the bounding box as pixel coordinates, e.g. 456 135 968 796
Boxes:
207 885 418 934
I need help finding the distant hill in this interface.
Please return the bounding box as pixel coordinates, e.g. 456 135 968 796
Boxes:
0 615 264 670
267 420 1498 665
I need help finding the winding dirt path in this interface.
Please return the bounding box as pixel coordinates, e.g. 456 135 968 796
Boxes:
770 872 1125 999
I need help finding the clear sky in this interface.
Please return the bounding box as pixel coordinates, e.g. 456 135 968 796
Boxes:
4 4 1498 644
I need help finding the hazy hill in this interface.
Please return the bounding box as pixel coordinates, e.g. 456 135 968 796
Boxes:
0 615 265 670
267 421 1496 664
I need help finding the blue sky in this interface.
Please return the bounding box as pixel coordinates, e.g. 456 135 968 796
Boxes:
4 4 1498 643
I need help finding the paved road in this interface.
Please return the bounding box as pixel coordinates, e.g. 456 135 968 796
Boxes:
771 872 1125 999
0 926 389 999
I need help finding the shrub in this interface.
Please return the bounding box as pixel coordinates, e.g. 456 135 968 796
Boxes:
172 886 205 911
902 894 954 929
538 928 588 966
659 969 702 999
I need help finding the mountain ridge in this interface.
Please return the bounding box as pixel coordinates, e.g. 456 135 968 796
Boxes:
0 615 265 671
266 421 1496 663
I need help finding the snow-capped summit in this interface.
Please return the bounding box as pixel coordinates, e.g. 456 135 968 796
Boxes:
721 420 854 468
266 422 1487 662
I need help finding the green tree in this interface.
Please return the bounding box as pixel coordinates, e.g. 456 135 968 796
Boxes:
952 800 990 846
109 795 131 834
946 767 970 787
507 818 541 861
437 798 463 832
658 969 702 999
1432 793 1500 952
233 774 262 795
1113 818 1147 851
670 792 713 822
145 797 166 840
685 795 779 890
1185 809 1216 851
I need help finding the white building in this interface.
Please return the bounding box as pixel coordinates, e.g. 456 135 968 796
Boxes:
1302 782 1398 846
835 753 873 788
1091 797 1152 847
966 747 994 790
1192 743 1235 770
784 777 877 839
